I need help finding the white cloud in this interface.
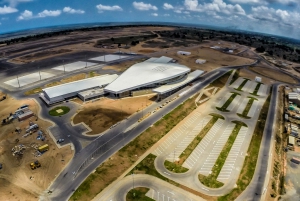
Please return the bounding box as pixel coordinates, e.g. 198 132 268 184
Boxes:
164 14 170 16
37 10 61 17
163 3 174 10
183 11 190 14
228 0 265 4
229 0 299 6
63 7 85 14
184 0 246 15
96 4 123 12
17 9 32 20
4 0 33 7
151 13 158 16
174 10 182 14
133 1 158 11
0 5 18 14
17 9 61 20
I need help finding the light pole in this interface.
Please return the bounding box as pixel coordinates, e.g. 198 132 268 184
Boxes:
38 66 41 81
17 75 21 88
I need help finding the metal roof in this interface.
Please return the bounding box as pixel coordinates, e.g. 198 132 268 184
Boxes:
43 74 118 98
104 57 190 94
289 92 300 100
153 70 204 94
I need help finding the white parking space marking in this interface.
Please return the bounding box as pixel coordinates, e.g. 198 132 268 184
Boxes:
217 93 231 108
198 123 235 175
166 116 211 162
52 61 97 72
257 84 268 96
153 112 201 156
230 77 244 89
4 72 55 87
146 189 178 201
217 127 248 183
241 80 251 91
247 100 258 118
237 98 249 114
248 81 258 93
182 119 224 169
227 94 241 111
89 54 128 62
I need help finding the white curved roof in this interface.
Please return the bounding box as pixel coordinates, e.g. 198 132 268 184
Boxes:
104 57 190 94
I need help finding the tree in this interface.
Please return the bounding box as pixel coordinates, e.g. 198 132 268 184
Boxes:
256 46 265 53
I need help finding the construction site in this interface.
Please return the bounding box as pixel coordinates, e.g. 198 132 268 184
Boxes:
0 93 73 200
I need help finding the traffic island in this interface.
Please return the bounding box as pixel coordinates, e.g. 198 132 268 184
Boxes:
48 106 70 116
237 97 258 119
126 188 154 201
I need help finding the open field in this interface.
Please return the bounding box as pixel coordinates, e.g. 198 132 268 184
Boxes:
0 94 73 201
70 92 204 201
249 66 298 84
9 49 73 64
73 95 156 135
158 47 254 72
102 58 148 72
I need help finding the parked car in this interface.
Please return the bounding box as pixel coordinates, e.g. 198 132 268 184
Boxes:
57 139 65 144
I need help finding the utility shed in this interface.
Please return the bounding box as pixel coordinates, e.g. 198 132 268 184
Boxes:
177 51 191 55
285 113 289 121
196 59 206 64
288 136 295 146
288 93 300 106
18 111 34 121
255 76 262 83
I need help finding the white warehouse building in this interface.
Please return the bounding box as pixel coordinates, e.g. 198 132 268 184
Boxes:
40 74 118 105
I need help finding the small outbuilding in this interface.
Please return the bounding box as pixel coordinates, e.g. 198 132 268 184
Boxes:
288 136 295 146
196 59 206 64
255 76 262 83
177 51 191 56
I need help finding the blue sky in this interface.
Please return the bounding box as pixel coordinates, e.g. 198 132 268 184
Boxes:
0 0 300 39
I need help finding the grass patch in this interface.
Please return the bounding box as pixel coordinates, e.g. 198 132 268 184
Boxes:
48 106 70 116
24 87 43 95
235 78 249 91
218 87 272 201
250 83 262 96
70 92 198 201
164 160 189 173
210 71 232 88
126 188 154 201
199 122 245 188
237 97 257 119
216 92 240 112
128 154 179 187
229 70 240 85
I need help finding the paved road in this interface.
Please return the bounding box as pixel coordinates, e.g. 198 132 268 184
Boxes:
236 83 279 201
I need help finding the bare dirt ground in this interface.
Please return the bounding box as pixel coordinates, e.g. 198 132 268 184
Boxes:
73 95 156 135
0 94 73 200
9 49 73 64
4 26 176 64
240 68 274 85
249 66 298 84
161 47 254 72
102 58 148 72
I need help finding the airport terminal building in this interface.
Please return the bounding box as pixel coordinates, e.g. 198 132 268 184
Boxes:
104 56 204 98
40 56 204 105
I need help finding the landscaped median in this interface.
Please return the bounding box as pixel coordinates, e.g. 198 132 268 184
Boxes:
164 113 225 173
216 92 241 112
235 78 250 91
250 82 262 96
198 121 248 188
218 87 272 201
237 96 258 119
